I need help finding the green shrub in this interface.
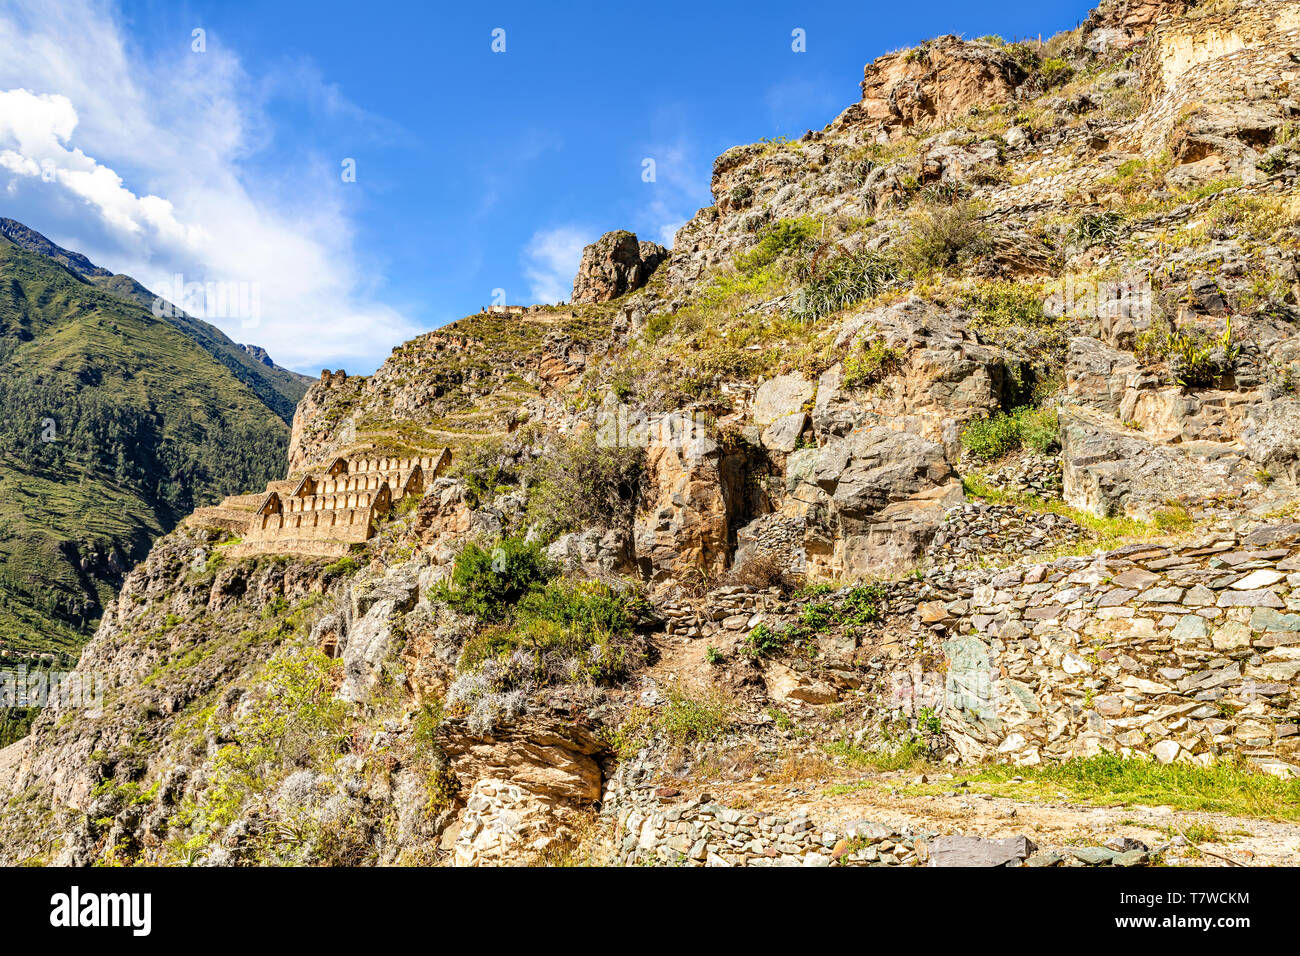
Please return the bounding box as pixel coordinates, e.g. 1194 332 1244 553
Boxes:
899 201 989 275
1039 57 1074 87
451 436 517 507
734 217 821 275
322 555 362 578
961 280 1066 356
962 406 1059 461
839 583 887 626
729 183 754 206
524 433 644 540
743 584 889 658
432 536 555 622
742 622 788 658
657 685 735 744
841 339 904 388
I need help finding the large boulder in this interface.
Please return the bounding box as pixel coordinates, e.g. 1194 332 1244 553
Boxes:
338 570 420 703
812 427 954 516
545 527 636 577
571 231 668 304
928 834 1037 867
1064 336 1141 417
790 426 962 576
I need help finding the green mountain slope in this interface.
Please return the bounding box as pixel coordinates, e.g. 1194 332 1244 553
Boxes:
0 233 299 662
0 218 311 423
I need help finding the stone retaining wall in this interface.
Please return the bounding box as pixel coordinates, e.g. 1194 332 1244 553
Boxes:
895 522 1300 775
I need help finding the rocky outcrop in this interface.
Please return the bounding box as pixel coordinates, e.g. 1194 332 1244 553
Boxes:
787 426 963 575
816 300 1006 459
1084 0 1190 53
1136 0 1300 182
836 36 1032 140
545 527 636 577
571 231 668 304
1059 405 1252 519
633 415 734 581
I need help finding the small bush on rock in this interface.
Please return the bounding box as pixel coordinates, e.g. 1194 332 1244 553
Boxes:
1068 211 1123 248
1136 318 1238 389
962 406 1059 461
432 536 555 622
524 433 644 540
841 339 904 389
899 201 990 275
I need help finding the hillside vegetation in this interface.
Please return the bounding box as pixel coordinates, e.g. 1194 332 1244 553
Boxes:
0 236 300 663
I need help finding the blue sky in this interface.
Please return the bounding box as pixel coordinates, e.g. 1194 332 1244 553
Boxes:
0 0 1094 373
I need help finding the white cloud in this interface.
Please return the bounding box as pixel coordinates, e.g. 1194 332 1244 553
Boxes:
522 225 591 305
0 0 418 373
634 139 712 248
0 89 201 245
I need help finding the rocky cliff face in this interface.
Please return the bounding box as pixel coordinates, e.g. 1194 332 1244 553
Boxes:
571 230 668 304
5 0 1300 867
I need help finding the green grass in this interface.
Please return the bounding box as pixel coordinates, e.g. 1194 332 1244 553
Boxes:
902 754 1300 822
825 738 929 773
614 684 737 756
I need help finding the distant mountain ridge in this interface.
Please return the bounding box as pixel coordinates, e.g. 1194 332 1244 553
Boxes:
0 218 310 423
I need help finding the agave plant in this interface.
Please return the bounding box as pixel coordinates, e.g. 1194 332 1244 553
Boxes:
790 250 899 323
1169 316 1239 389
1069 211 1124 248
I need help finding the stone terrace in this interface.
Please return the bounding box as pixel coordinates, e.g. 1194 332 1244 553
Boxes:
188 449 450 559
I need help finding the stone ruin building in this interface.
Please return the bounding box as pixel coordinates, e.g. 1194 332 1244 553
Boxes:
188 449 450 558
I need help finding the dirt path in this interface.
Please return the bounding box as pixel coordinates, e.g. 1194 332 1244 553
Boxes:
703 774 1300 866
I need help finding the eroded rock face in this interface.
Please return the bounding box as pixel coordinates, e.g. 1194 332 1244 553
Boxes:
814 300 1005 460
1084 0 1190 53
1065 336 1142 417
338 570 421 703
440 712 607 866
1138 0 1300 183
1059 405 1251 518
633 415 732 581
1243 399 1300 483
753 373 814 426
571 231 668 304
